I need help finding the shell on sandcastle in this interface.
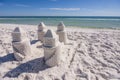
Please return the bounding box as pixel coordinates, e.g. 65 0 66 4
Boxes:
43 29 61 67
38 22 46 42
57 22 67 44
12 27 31 61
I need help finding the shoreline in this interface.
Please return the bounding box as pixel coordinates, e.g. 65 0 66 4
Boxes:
0 23 120 30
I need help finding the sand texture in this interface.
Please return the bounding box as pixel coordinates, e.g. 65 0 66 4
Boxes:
0 24 120 80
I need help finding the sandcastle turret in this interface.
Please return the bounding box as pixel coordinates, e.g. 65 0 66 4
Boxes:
57 22 65 31
12 27 27 42
44 29 59 47
57 22 67 44
12 27 31 61
38 22 46 42
43 29 61 67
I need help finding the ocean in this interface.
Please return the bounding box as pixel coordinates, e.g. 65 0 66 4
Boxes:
0 16 120 28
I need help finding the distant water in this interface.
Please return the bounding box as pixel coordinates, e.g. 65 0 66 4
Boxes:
0 16 120 28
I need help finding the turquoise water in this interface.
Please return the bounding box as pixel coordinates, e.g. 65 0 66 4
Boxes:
0 16 120 28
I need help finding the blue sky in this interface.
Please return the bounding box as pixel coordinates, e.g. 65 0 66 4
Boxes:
0 0 120 16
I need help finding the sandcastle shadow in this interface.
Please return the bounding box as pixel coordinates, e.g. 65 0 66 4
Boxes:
31 40 39 44
4 57 49 78
0 53 15 64
31 40 43 48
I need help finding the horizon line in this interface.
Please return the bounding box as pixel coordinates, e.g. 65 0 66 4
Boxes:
0 16 120 17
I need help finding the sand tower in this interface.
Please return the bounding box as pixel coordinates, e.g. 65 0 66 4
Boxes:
57 22 67 44
38 22 46 42
12 27 31 61
43 29 61 67
12 27 27 42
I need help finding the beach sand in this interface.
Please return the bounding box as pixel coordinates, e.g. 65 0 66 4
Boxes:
0 23 120 80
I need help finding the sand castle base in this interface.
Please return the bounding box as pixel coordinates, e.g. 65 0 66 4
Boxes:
12 39 31 61
44 45 61 67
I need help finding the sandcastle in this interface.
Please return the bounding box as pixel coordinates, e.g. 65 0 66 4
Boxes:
12 27 31 61
57 22 67 44
37 22 46 42
43 29 61 67
11 22 68 67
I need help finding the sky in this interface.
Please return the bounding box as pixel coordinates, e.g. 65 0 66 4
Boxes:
0 0 120 16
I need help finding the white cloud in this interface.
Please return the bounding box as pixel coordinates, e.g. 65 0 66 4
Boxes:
49 8 80 11
50 0 57 1
15 4 30 7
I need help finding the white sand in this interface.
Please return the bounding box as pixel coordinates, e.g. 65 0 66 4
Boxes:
0 23 120 80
